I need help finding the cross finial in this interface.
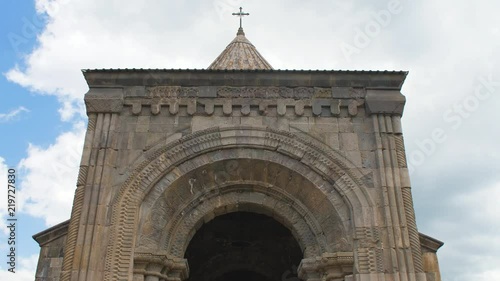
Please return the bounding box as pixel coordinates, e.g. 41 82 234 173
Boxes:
232 7 249 29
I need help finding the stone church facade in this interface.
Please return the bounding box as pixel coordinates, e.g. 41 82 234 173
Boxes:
33 25 443 281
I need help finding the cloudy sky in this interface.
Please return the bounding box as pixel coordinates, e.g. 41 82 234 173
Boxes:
0 0 499 280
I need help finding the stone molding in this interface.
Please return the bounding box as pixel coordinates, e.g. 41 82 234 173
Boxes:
137 180 335 258
32 219 69 246
82 69 408 89
123 86 366 117
298 252 354 281
146 86 365 99
83 86 411 117
164 185 324 257
125 97 364 117
133 252 189 281
85 88 124 113
419 233 444 253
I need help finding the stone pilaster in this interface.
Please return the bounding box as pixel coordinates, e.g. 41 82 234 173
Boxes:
366 90 426 281
60 113 97 281
61 88 124 281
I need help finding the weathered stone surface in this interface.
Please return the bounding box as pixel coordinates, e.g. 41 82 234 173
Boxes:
36 50 441 281
33 220 69 281
365 90 406 115
85 88 124 113
420 233 444 281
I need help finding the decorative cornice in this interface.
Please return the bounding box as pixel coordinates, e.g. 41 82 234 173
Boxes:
82 85 409 117
32 219 69 246
120 86 367 117
82 69 408 89
419 232 444 253
124 97 364 117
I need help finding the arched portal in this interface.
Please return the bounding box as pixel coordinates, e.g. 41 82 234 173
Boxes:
185 212 303 281
132 152 357 281
106 127 372 281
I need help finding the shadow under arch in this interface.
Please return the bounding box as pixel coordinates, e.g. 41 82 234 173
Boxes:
184 211 303 281
104 126 377 281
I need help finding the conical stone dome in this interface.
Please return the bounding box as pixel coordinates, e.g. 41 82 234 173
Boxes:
208 28 273 70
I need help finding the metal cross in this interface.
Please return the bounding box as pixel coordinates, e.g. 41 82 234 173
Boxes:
232 7 250 29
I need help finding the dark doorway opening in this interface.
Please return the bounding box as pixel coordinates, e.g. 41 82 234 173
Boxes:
185 212 303 281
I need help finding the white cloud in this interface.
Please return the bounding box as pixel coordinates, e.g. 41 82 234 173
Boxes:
0 254 38 281
0 107 29 123
5 0 228 120
426 182 500 281
18 123 85 226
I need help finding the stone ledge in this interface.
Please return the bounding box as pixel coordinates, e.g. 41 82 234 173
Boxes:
419 232 444 253
143 86 363 99
32 220 69 247
298 252 354 281
133 252 189 280
82 69 408 88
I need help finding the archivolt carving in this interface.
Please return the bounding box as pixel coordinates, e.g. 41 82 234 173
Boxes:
167 187 322 257
104 127 376 281
137 180 346 258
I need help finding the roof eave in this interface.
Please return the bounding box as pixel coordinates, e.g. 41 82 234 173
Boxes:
81 69 408 90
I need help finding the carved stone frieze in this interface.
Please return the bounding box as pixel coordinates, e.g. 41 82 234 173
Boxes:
354 227 383 274
148 86 199 98
133 252 189 281
126 86 368 117
217 86 313 98
298 252 354 281
124 98 364 117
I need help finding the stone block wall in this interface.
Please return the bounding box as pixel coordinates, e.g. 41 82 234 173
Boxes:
33 220 69 281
